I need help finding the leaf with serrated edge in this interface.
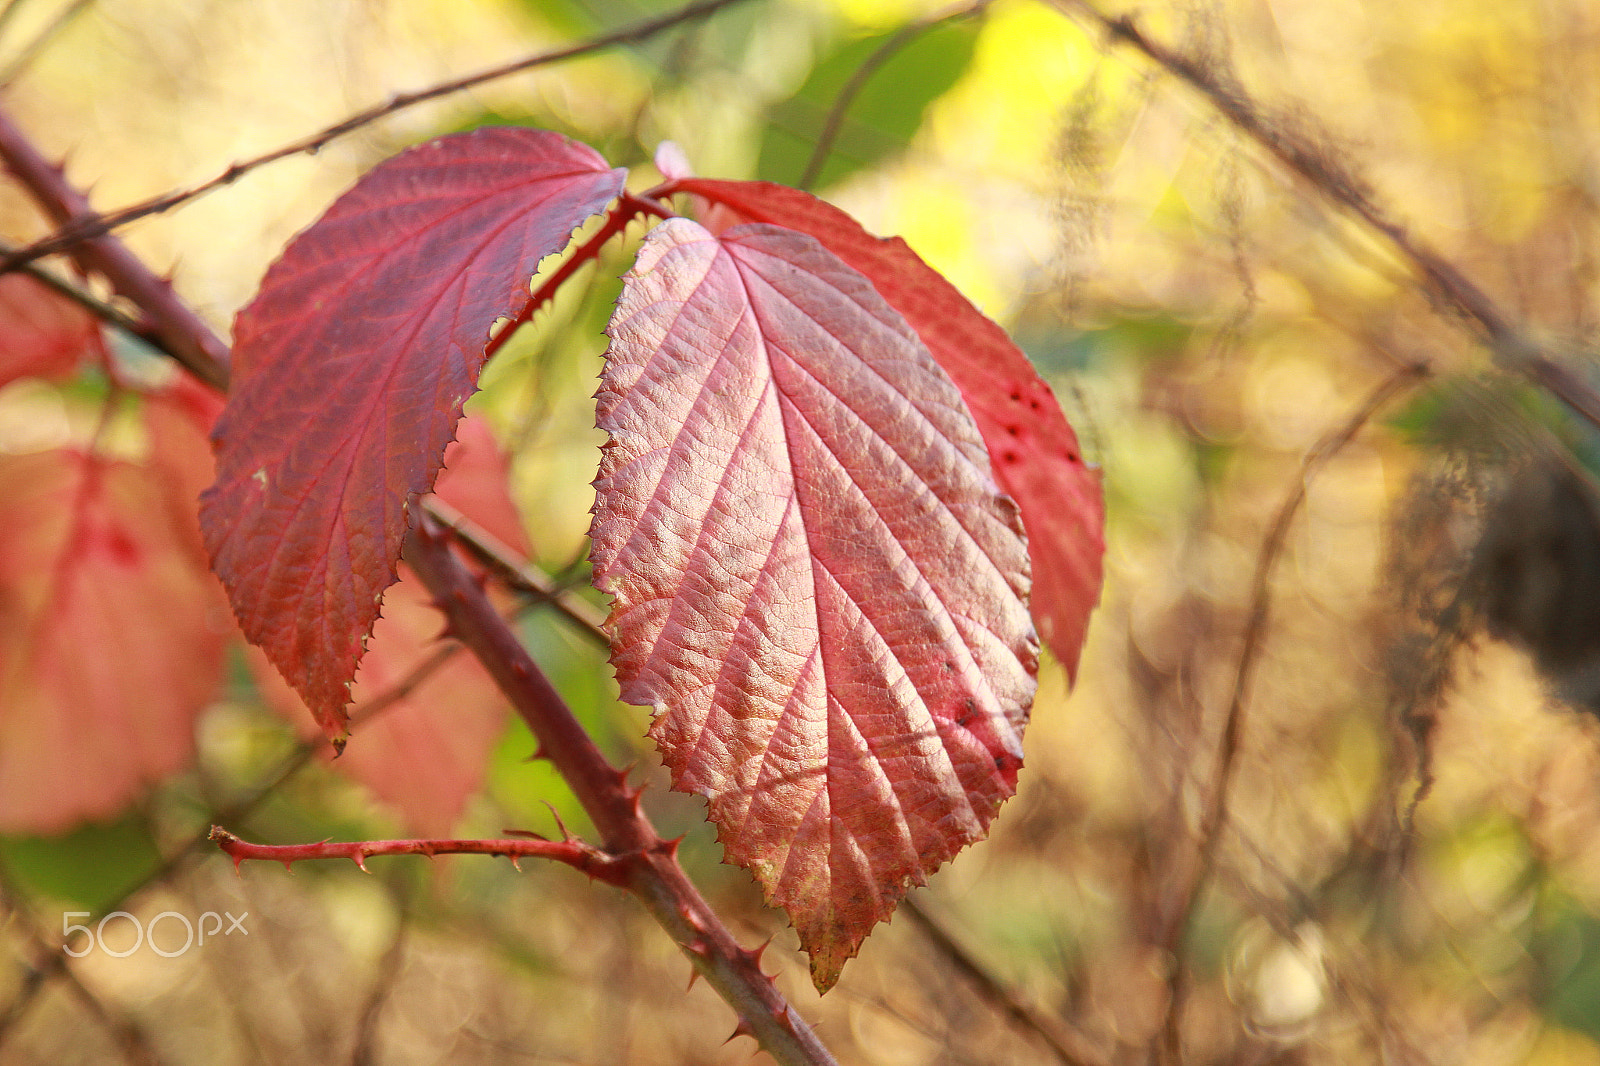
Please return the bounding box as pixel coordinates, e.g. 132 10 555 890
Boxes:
667 178 1104 679
592 218 1037 991
201 127 625 741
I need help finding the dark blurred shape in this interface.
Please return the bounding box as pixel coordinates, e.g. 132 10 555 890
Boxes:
1473 456 1600 711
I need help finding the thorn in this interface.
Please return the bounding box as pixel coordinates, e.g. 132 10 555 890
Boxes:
723 1018 756 1045
352 852 369 873
522 745 547 762
684 937 711 959
654 835 683 859
543 802 575 842
686 965 700 991
509 856 521 872
747 938 773 970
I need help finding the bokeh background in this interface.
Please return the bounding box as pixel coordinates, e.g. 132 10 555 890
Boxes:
4 0 1600 1062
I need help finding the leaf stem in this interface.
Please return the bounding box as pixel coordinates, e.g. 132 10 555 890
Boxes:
402 515 838 1066
484 192 673 366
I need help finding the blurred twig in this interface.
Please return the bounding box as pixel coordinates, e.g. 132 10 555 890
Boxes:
0 0 753 280
903 898 1107 1066
798 0 995 191
1154 361 1430 1064
1048 0 1600 435
0 868 159 1065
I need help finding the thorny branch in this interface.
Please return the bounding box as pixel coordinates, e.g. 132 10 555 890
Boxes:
402 517 838 1066
209 827 632 885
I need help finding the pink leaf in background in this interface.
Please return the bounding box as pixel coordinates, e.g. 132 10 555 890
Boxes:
667 178 1104 678
592 218 1037 991
0 274 104 387
200 127 625 742
0 449 227 833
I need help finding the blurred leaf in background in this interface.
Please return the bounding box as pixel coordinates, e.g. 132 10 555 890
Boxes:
757 15 980 188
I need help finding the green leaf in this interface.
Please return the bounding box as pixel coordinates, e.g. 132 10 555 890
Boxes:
758 17 981 189
1 815 161 913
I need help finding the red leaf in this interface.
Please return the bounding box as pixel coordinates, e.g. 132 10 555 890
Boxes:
249 416 524 836
0 273 104 386
666 178 1104 678
592 218 1037 991
0 449 227 833
200 128 625 741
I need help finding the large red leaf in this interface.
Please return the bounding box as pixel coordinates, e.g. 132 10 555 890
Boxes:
592 218 1037 991
0 449 227 833
200 127 625 742
665 178 1104 678
0 273 104 386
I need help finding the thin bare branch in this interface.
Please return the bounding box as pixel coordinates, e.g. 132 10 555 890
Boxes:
425 497 609 643
1049 0 1600 435
798 0 994 191
0 0 750 278
211 826 633 883
902 898 1107 1066
0 238 146 337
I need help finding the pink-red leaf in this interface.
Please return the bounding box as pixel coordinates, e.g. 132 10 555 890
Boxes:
0 449 227 833
200 127 625 742
592 218 1037 991
0 273 104 386
666 178 1104 678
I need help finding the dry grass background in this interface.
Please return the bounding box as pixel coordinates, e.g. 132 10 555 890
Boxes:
5 0 1600 1062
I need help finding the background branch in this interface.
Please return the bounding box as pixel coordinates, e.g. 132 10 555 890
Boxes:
0 0 749 278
